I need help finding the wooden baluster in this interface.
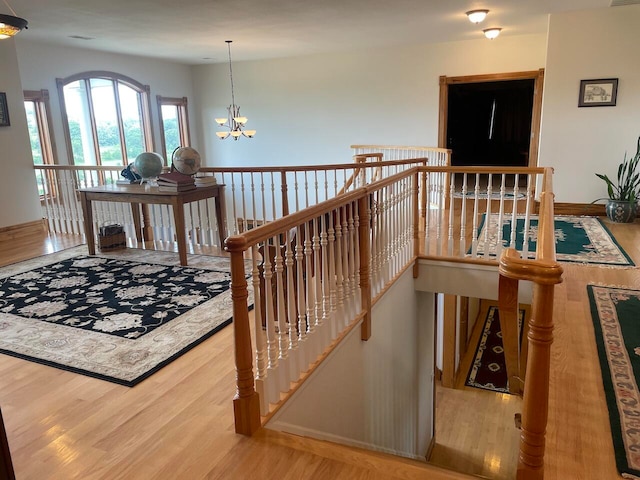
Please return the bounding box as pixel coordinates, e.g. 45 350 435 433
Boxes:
250 172 257 232
281 171 290 217
304 220 317 362
327 210 337 339
471 173 481 256
260 172 267 227
320 213 331 346
447 172 455 256
304 171 309 209
274 234 290 393
359 194 372 340
334 206 344 324
347 203 356 316
509 174 519 249
496 173 507 260
522 174 535 259
262 238 279 405
295 224 309 370
285 229 299 382
483 173 493 259
251 245 269 415
312 216 324 356
240 173 247 231
226 237 261 436
459 173 468 257
424 174 432 255
499 272 523 395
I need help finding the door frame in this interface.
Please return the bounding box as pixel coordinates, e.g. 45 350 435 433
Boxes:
438 69 545 168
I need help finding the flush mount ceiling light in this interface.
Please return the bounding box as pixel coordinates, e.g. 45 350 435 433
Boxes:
215 40 256 141
0 0 28 40
466 9 489 24
483 27 502 40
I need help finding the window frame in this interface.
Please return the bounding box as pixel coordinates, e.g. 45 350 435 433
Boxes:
156 95 191 162
24 89 58 166
56 71 154 166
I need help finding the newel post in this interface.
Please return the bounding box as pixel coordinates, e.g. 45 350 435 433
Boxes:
413 171 421 278
226 236 261 435
358 195 372 340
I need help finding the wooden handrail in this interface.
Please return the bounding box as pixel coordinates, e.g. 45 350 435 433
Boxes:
351 144 452 154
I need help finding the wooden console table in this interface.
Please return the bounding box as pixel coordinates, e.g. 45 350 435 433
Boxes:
77 184 226 266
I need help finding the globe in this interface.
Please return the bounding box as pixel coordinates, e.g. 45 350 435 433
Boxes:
133 152 164 179
172 147 201 176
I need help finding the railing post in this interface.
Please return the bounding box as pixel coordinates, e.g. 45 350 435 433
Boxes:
358 194 372 340
226 236 261 435
281 171 290 217
517 283 555 480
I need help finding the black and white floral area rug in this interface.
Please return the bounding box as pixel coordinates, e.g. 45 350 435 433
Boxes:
0 246 250 386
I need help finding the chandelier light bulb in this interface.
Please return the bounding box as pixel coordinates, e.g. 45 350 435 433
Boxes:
483 27 502 40
466 9 489 24
233 116 248 125
215 117 227 125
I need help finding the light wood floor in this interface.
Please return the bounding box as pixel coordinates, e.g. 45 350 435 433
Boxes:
1 217 639 479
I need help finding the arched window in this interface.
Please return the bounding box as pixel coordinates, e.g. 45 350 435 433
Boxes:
57 71 154 166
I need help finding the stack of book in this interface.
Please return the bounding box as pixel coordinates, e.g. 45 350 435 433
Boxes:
157 171 196 192
194 176 217 187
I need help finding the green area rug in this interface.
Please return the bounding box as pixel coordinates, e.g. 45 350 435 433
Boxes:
465 306 524 394
474 214 634 266
0 246 250 386
588 284 640 480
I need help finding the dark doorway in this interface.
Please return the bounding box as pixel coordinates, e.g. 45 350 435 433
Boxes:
446 79 535 167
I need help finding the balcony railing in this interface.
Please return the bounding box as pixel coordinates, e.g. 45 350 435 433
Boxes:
31 146 561 480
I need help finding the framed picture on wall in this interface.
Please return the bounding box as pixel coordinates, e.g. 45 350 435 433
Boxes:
578 78 618 107
0 93 9 127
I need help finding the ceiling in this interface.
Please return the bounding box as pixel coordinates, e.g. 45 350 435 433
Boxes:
7 0 614 65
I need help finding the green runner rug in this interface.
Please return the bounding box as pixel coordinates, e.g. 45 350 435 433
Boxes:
588 284 640 480
475 215 634 266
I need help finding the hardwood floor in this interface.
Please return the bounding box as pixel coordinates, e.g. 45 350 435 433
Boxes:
1 217 639 479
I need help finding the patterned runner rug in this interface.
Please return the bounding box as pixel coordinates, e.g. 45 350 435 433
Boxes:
475 214 634 266
588 284 640 480
0 246 249 386
465 306 524 394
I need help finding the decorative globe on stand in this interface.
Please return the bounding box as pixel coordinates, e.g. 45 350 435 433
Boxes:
133 152 164 182
172 147 201 176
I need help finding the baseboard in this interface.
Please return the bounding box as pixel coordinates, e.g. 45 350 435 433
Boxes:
552 202 606 216
0 219 46 242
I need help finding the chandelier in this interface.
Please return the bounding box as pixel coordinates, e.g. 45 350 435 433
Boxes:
215 40 255 140
0 0 28 40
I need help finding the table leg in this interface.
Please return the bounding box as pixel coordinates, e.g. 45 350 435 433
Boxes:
172 199 188 266
131 203 143 242
80 192 96 255
215 188 228 248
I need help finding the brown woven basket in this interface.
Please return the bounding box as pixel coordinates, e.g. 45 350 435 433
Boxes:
98 223 126 251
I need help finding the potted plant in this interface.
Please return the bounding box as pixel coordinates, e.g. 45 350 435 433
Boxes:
595 135 640 223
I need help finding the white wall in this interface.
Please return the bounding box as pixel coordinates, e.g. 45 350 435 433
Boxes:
268 269 435 460
15 40 197 166
0 39 41 229
539 5 640 203
192 34 546 168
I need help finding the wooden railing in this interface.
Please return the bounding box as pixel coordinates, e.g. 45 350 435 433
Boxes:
226 169 419 433
33 158 431 250
227 163 562 480
498 168 563 480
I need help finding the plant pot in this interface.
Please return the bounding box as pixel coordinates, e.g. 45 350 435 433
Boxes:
605 199 637 223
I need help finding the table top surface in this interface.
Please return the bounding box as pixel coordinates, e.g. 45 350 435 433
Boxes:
77 183 224 196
